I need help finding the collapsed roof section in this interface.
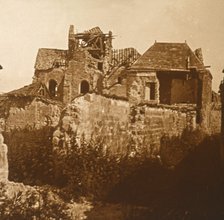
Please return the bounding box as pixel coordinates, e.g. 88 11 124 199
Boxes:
111 48 140 68
34 25 141 73
69 25 113 60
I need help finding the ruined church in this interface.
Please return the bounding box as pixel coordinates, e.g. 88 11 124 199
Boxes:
32 25 211 108
0 25 221 158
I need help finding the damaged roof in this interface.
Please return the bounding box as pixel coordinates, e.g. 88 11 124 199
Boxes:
130 42 205 71
84 26 103 34
35 48 67 70
112 48 141 68
6 82 49 98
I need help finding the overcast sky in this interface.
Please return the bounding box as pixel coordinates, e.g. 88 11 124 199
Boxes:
0 0 224 92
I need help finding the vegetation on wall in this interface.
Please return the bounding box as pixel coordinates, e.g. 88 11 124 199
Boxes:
4 126 207 201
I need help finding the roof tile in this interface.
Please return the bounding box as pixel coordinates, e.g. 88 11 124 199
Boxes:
130 42 205 71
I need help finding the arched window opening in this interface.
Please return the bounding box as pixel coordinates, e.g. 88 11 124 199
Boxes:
39 88 45 96
49 79 58 97
80 80 89 94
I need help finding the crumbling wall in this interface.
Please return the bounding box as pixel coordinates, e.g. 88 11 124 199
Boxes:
54 94 197 158
106 83 127 98
64 50 103 103
129 104 197 156
3 98 61 131
127 72 160 104
34 68 65 101
60 93 131 155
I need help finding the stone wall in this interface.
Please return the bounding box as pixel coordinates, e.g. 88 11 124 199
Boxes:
0 97 62 132
63 50 103 103
55 93 197 157
129 104 197 156
127 72 160 104
61 93 131 155
34 68 65 101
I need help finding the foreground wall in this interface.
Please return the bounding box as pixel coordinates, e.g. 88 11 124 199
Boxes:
55 93 197 157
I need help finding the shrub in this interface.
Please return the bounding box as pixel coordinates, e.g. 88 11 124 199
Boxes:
160 128 205 167
4 127 55 185
0 181 91 220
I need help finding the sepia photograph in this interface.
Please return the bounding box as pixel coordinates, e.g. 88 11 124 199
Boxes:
0 0 224 219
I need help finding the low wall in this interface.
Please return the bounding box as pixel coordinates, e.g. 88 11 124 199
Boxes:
55 94 197 157
129 104 197 155
0 96 62 132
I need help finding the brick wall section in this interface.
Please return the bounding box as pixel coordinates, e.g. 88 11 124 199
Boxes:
56 94 197 157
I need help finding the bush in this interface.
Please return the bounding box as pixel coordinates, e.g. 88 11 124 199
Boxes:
54 139 148 200
4 127 55 185
160 128 205 167
0 181 91 220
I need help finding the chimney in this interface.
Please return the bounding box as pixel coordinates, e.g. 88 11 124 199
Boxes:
194 48 204 64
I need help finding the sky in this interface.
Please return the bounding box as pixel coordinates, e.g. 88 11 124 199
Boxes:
0 0 224 92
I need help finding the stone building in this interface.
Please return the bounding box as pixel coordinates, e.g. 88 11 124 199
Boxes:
124 42 212 132
0 25 221 168
126 43 210 104
33 25 140 104
31 26 212 113
0 25 218 139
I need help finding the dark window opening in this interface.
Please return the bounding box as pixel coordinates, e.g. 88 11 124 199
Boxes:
54 62 60 68
98 62 103 71
80 80 90 94
49 79 57 97
150 82 156 100
118 77 122 84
